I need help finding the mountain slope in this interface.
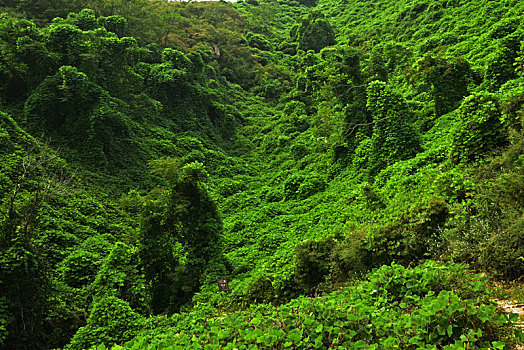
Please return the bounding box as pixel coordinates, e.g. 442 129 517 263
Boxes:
0 0 523 348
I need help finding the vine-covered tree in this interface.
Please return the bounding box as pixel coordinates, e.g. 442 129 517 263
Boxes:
365 81 421 177
139 160 224 314
0 140 73 349
412 54 472 117
292 11 336 52
450 92 506 164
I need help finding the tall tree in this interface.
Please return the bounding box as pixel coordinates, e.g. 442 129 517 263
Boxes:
0 139 72 349
366 81 421 177
139 160 223 314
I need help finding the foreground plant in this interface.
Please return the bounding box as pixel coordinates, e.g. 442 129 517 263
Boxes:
107 261 523 350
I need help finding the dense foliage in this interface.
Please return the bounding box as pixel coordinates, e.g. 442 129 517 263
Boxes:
0 0 523 348
113 262 521 350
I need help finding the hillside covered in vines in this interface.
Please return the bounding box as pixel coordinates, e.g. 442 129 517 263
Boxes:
0 0 523 349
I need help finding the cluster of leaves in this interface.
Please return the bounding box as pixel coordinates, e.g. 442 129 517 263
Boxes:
112 262 522 350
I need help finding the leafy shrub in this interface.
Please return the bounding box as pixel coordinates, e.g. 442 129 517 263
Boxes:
435 168 476 203
479 215 524 279
245 276 277 304
298 176 326 198
58 249 102 288
369 198 449 265
67 296 142 350
296 13 336 52
294 239 333 292
90 242 149 314
281 114 310 134
330 233 370 280
97 15 127 37
362 260 489 304
181 149 205 164
283 174 303 200
162 48 191 70
56 235 112 288
23 65 135 170
360 182 385 210
45 24 84 65
67 9 98 31
245 32 273 51
282 101 306 116
283 174 326 200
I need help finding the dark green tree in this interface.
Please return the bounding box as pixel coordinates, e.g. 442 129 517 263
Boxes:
298 46 369 163
24 65 134 170
0 141 73 349
484 32 523 92
294 239 333 292
295 12 336 52
0 15 52 102
139 160 223 314
15 0 73 21
45 23 85 67
98 15 128 37
365 48 388 83
67 9 98 31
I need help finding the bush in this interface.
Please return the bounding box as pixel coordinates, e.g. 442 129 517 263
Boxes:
58 249 102 288
480 215 524 279
296 14 336 52
330 233 370 280
435 168 476 203
294 239 333 292
283 174 326 200
369 198 449 265
362 260 491 304
97 15 127 36
90 242 149 314
245 32 273 51
245 276 277 304
67 296 142 350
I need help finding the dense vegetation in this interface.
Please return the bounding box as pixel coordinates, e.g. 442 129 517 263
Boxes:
0 0 523 348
